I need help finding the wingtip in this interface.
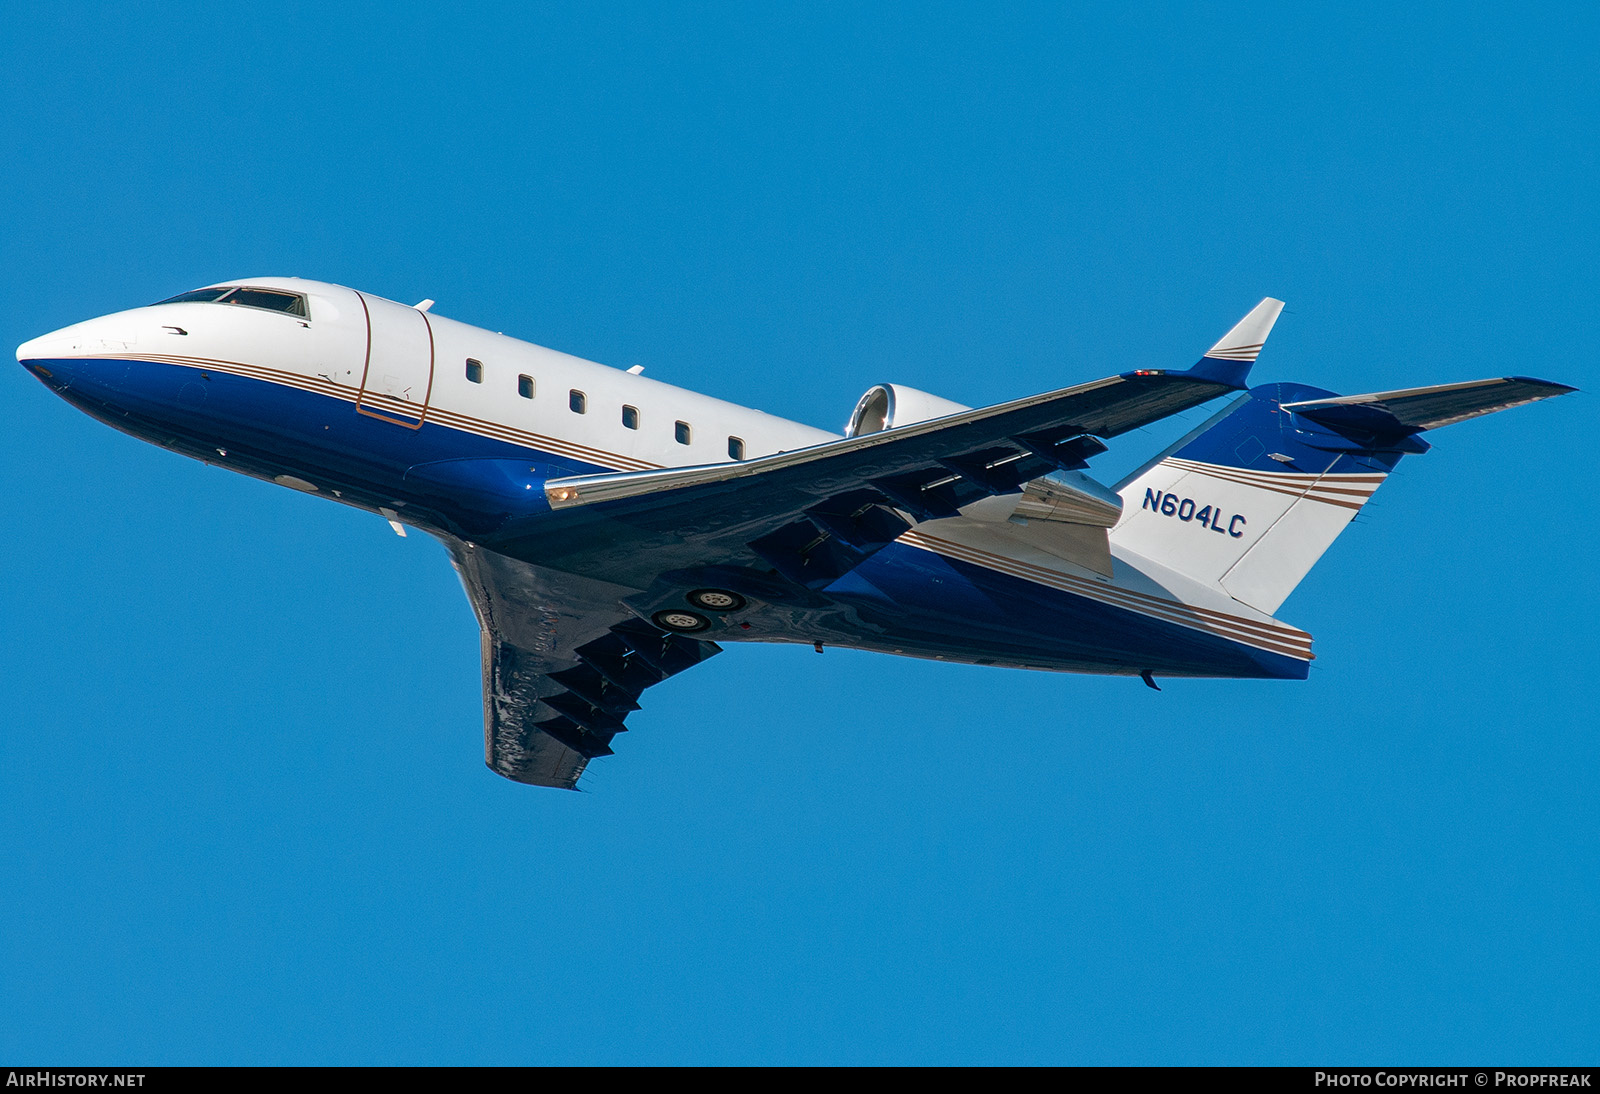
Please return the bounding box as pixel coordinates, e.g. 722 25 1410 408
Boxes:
1203 297 1285 364
1179 297 1288 389
1506 375 1579 396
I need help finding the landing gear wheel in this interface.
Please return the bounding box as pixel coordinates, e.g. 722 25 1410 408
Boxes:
653 608 712 634
686 588 747 613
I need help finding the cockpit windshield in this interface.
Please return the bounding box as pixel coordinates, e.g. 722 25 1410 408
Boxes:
152 286 309 317
155 287 231 305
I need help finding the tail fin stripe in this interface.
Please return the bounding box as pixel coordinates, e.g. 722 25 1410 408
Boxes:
1163 460 1385 495
1153 473 1312 505
1167 465 1353 493
1193 479 1363 510
1164 457 1386 484
1201 479 1365 511
1158 461 1379 509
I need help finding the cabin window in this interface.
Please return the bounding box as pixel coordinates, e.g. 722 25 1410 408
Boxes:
728 436 745 460
622 405 639 430
570 389 587 414
518 375 534 399
465 359 483 384
674 421 692 446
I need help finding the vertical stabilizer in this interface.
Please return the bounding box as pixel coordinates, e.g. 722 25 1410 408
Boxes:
1112 383 1397 614
1111 375 1573 615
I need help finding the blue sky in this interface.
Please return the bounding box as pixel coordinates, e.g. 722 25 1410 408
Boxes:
1 2 1595 1064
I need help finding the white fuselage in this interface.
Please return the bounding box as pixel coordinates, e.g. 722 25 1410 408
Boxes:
18 276 838 477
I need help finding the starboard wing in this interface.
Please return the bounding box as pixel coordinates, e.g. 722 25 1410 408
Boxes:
493 366 1247 590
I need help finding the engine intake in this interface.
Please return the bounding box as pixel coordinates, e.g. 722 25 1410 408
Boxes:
845 384 971 438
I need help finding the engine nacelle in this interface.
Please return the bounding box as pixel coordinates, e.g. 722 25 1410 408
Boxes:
845 384 971 438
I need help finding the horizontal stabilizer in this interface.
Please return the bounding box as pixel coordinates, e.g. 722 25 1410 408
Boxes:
1281 376 1575 437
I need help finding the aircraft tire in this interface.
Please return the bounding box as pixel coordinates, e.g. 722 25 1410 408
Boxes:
686 588 747 613
653 609 712 634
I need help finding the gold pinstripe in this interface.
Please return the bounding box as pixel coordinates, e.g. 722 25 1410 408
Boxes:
1159 456 1384 511
1164 456 1384 485
77 351 663 473
899 530 1314 661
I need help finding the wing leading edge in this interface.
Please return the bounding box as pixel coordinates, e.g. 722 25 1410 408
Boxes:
505 365 1248 591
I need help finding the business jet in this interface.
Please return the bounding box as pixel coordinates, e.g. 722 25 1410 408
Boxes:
17 280 1573 788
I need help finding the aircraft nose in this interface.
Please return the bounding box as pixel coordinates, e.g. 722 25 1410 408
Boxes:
17 315 143 389
17 321 151 418
17 331 73 389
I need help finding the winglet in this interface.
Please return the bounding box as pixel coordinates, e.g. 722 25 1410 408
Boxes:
1181 298 1285 388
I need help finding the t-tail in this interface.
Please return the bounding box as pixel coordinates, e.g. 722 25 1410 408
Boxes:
1111 355 1574 616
